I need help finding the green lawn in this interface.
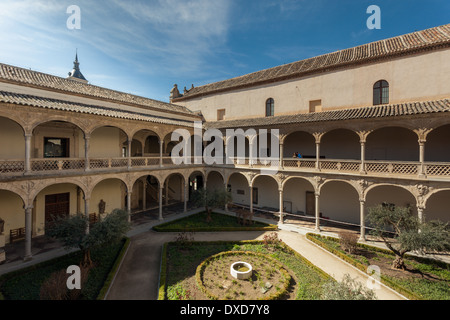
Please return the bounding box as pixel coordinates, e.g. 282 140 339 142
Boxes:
0 239 127 300
153 211 277 232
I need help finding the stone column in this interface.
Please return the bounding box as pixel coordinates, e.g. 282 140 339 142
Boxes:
184 180 188 213
24 133 32 174
360 140 366 174
279 142 284 170
126 191 132 222
419 140 426 177
24 205 33 261
279 189 284 224
127 139 132 170
315 192 320 231
84 134 91 171
249 186 253 214
85 197 90 234
159 139 164 168
224 182 229 212
315 141 321 171
417 206 424 224
359 199 366 241
159 185 164 220
142 180 147 211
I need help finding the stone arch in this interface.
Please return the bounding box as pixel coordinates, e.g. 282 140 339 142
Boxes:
423 188 450 223
0 188 27 244
251 174 280 210
0 116 26 160
89 125 130 158
424 124 450 162
320 128 360 160
365 126 418 161
282 130 315 159
282 176 316 216
365 183 417 217
319 179 360 224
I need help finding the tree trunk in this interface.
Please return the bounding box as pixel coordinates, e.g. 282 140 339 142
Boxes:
392 255 406 270
81 249 92 268
205 207 212 223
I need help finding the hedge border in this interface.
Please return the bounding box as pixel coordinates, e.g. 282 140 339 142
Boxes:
152 212 278 233
158 243 168 300
96 237 131 300
306 233 423 300
195 250 292 301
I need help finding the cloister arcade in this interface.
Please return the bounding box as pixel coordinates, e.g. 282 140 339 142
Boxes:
1 108 450 262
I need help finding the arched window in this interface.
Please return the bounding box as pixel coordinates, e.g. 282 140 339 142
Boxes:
373 80 389 105
266 98 274 117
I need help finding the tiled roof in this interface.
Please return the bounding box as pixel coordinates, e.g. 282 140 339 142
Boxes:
176 24 450 100
0 91 195 127
205 99 450 129
0 63 197 117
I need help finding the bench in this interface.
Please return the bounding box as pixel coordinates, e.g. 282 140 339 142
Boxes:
89 213 98 225
10 227 25 243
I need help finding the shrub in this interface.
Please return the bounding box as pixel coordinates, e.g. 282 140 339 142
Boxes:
40 265 90 300
338 231 359 254
321 274 377 300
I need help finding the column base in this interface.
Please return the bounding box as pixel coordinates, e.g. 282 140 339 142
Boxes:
23 255 33 262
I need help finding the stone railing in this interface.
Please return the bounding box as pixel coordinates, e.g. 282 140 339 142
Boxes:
1 156 450 179
0 156 201 177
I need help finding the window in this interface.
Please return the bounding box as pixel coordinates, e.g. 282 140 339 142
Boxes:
309 100 322 113
373 80 389 105
44 138 69 158
265 98 274 117
217 109 226 121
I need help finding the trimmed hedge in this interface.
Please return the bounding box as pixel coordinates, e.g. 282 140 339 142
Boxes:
158 243 168 300
96 237 131 300
195 250 292 300
306 233 423 300
152 212 278 233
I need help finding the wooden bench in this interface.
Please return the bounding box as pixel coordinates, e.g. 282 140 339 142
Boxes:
10 227 25 243
89 213 98 225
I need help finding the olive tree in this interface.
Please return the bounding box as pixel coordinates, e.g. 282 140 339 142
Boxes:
45 209 131 267
366 205 450 270
190 188 232 222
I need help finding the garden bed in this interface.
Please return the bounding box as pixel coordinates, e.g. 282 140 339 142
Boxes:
160 239 331 300
153 211 277 232
0 238 129 300
307 233 450 300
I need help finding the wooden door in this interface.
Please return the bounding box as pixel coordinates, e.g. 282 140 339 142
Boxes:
305 191 315 216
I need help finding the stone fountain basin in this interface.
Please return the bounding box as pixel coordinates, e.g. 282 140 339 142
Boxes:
230 261 253 280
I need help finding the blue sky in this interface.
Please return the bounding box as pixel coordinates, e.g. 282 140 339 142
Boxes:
0 0 448 103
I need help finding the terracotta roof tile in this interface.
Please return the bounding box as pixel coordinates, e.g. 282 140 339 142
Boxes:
0 63 197 117
177 24 450 100
204 99 450 129
0 91 195 127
